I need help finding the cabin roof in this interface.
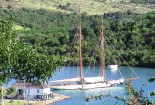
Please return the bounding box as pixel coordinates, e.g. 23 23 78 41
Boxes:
12 81 50 89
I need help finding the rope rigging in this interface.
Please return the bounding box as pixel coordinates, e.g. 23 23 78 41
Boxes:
104 32 139 78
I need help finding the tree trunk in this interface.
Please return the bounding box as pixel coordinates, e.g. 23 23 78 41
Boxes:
12 95 13 105
1 86 4 105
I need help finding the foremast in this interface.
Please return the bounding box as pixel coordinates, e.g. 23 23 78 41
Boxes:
79 4 83 80
101 15 105 80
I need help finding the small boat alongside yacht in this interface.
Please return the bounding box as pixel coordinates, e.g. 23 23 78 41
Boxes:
107 65 118 69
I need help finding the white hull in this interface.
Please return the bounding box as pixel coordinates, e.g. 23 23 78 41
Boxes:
51 79 125 90
51 83 111 90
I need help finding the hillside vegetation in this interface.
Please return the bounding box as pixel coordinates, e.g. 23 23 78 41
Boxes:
0 0 155 67
0 0 155 15
0 8 155 67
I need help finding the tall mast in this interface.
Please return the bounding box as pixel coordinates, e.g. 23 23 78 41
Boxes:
79 4 83 79
101 15 105 79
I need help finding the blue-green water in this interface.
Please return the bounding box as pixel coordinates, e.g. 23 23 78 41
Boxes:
51 66 155 105
5 66 155 105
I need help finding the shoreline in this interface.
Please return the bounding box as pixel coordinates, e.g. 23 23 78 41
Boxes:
4 93 70 105
34 93 70 105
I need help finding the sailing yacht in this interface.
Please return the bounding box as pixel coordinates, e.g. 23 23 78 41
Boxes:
51 4 127 90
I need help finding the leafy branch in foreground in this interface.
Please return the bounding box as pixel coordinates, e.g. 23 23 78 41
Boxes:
148 76 155 97
0 17 64 85
85 78 155 105
0 18 14 85
148 76 155 82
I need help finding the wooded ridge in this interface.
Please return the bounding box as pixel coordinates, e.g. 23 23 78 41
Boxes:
0 8 155 67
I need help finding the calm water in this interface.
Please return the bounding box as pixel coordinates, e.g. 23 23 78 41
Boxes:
51 66 155 105
5 66 155 105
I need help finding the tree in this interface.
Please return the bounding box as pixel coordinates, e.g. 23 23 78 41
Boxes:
0 18 14 85
0 87 6 105
0 17 63 103
6 86 16 105
0 17 64 83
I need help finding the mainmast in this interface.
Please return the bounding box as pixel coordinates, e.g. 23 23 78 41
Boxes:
101 15 105 79
79 4 83 80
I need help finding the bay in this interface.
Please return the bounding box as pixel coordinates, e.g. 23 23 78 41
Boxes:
51 66 155 105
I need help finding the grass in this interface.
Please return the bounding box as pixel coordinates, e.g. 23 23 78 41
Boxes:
3 100 35 105
12 24 31 31
0 0 155 15
12 24 24 30
107 0 130 2
4 100 24 105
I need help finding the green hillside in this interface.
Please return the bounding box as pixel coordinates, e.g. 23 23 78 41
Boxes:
1 8 155 67
0 0 155 15
1 0 155 67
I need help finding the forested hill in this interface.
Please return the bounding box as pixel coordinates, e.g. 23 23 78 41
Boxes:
0 8 155 67
0 0 155 15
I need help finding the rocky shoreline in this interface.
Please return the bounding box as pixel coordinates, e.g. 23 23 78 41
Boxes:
4 93 70 105
33 93 70 105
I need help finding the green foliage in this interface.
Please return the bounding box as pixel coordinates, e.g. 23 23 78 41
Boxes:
0 4 2 8
4 101 24 105
130 0 155 4
0 18 14 85
5 0 11 1
0 17 64 85
58 3 73 11
0 87 6 99
6 86 16 98
1 0 154 14
0 9 155 67
7 87 16 95
0 18 64 104
148 76 155 82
